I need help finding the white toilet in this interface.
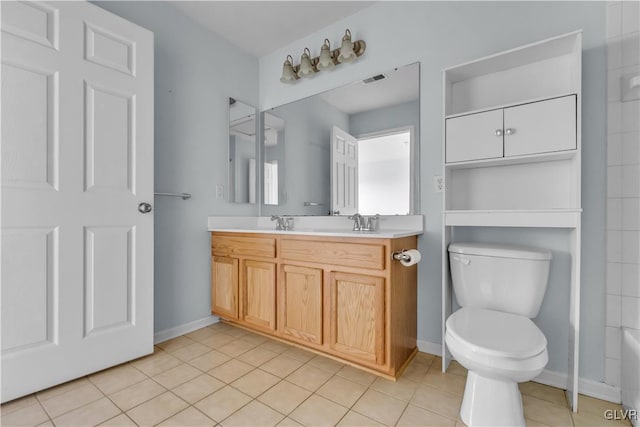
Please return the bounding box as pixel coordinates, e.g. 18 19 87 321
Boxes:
445 243 552 427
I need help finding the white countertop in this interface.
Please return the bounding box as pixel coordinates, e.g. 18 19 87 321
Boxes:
207 215 424 239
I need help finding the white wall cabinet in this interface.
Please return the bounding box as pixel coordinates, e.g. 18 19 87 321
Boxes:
441 31 582 412
446 95 576 163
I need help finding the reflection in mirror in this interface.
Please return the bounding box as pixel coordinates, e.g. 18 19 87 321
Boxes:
261 62 419 216
228 98 257 204
263 113 285 205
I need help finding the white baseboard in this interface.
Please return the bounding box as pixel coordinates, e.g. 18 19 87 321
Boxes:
154 315 219 344
416 339 621 404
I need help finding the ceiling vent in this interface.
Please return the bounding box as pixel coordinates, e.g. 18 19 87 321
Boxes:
362 73 387 84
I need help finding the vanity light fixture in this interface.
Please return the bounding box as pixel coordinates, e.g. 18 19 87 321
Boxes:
280 29 366 84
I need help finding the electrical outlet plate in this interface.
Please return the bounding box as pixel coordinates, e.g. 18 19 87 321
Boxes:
434 175 444 192
215 185 224 200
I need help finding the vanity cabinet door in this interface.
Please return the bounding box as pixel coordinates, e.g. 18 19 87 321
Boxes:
503 95 576 157
329 272 385 365
212 256 239 319
445 109 504 163
279 265 323 346
242 260 277 332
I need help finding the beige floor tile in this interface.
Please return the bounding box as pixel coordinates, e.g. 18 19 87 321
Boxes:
352 389 407 426
337 410 385 426
89 364 147 395
1 402 50 426
237 346 279 367
189 350 231 372
1 395 39 415
259 340 292 354
526 418 555 427
281 346 315 363
153 363 201 389
422 369 466 396
52 397 121 427
172 374 224 404
36 421 54 427
316 376 367 408
194 386 252 423
222 400 285 426
209 359 254 383
411 384 462 420
36 378 91 402
171 342 212 362
126 392 188 426
109 378 166 411
577 394 627 419
156 336 196 353
286 364 333 391
239 332 270 346
401 357 432 382
276 417 303 426
200 333 236 349
446 361 468 377
217 339 257 358
289 395 348 427
221 325 250 338
370 376 420 401
572 409 632 426
258 381 311 415
231 369 280 397
98 413 137 426
397 404 457 427
260 355 304 378
39 381 104 418
131 351 182 377
415 352 436 364
157 407 216 426
520 381 569 407
523 395 573 427
336 365 377 387
186 327 221 343
307 355 345 374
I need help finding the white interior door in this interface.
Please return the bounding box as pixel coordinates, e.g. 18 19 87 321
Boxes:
1 1 154 402
331 126 358 215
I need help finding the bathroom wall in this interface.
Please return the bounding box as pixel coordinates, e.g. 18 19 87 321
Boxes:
262 96 349 216
605 0 640 411
349 100 420 139
259 1 607 382
93 1 259 333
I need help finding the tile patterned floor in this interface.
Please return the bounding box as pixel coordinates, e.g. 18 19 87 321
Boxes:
1 322 633 426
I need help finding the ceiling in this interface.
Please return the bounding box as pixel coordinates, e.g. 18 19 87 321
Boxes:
169 1 376 58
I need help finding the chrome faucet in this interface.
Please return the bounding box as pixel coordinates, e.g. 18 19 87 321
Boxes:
271 215 293 231
348 213 364 231
363 214 380 232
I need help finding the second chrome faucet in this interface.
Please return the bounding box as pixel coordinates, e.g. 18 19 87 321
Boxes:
271 215 293 231
348 213 379 232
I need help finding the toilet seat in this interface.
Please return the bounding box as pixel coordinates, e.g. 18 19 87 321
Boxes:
446 307 547 359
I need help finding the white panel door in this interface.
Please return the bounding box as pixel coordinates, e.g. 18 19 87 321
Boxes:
503 95 577 157
445 109 504 163
331 126 358 215
1 1 154 402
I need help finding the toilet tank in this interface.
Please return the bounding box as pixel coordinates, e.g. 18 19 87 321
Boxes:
448 243 552 318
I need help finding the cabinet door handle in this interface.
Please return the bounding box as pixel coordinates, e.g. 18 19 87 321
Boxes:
505 128 515 136
494 129 503 137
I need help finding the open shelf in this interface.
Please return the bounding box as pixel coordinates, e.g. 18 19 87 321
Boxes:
444 209 582 228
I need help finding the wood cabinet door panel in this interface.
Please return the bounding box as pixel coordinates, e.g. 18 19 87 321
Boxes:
212 256 238 319
330 272 384 365
281 239 385 270
242 260 276 331
280 265 323 345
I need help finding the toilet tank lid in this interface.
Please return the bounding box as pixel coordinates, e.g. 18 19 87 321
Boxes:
448 243 551 260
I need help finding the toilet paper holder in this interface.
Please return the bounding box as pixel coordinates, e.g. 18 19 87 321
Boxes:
392 250 413 262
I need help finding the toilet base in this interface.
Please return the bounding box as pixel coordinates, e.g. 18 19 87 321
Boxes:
460 371 525 427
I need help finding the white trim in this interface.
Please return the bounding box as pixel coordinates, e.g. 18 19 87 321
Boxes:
416 339 621 404
154 315 219 344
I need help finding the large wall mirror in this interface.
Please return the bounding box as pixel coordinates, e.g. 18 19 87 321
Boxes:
261 62 420 216
228 98 257 204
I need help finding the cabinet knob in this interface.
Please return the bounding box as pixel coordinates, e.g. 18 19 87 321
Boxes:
494 129 503 137
505 128 515 136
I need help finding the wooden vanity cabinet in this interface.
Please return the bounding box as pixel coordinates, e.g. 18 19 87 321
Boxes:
210 231 418 380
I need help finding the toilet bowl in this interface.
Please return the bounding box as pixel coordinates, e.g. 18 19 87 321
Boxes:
446 307 548 427
446 243 552 427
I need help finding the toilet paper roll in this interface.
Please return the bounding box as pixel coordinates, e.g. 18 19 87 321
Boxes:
400 249 421 267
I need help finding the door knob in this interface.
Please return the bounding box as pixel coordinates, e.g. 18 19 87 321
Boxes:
138 202 152 213
494 129 503 137
505 128 515 136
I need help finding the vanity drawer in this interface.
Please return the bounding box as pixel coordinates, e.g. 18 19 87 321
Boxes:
280 239 385 270
212 234 276 258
